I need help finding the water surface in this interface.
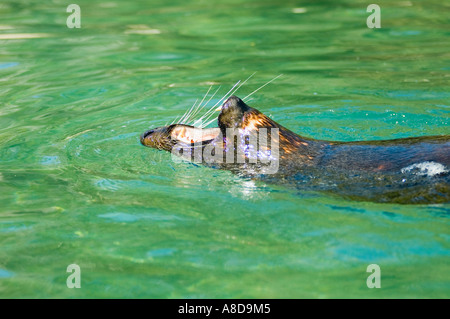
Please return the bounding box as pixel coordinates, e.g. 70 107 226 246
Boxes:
0 0 449 298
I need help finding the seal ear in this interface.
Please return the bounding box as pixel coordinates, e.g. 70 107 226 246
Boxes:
218 96 250 130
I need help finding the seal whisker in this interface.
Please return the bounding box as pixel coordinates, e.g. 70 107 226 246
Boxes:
170 115 181 125
188 85 213 125
211 80 241 109
242 74 283 101
182 99 199 124
196 73 255 128
192 86 222 126
175 109 187 125
226 72 256 101
173 73 258 128
171 87 209 126
172 105 190 125
200 109 221 128
197 80 242 128
182 81 231 127
180 98 198 124
202 116 218 128
184 103 201 125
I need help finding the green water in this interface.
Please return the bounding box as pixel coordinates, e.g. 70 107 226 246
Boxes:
0 0 449 298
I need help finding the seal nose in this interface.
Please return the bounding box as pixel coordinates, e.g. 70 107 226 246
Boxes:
140 129 154 144
144 129 155 137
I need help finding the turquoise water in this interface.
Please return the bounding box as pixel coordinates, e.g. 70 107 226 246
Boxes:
0 0 449 298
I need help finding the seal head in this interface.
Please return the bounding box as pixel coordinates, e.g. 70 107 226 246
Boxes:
218 96 250 131
140 124 221 152
139 94 450 204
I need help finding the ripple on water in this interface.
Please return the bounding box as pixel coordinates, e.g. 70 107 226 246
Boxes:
146 248 177 258
0 269 14 278
98 212 139 222
0 62 19 69
354 89 450 101
95 178 122 191
0 223 32 233
98 211 184 223
40 156 61 166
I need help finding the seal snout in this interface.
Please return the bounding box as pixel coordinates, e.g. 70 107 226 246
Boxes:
140 129 155 144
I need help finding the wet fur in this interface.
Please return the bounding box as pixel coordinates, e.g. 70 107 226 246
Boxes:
141 96 450 204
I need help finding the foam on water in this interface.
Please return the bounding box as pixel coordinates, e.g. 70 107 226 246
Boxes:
401 161 448 177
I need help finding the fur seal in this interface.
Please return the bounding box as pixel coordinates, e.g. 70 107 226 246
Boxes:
141 96 449 204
